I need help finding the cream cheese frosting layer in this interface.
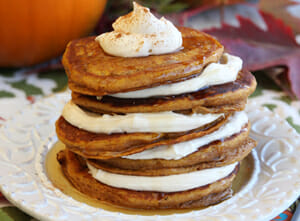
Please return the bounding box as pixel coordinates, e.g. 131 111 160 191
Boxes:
87 162 237 192
111 53 242 98
96 2 182 57
62 101 223 134
123 111 248 160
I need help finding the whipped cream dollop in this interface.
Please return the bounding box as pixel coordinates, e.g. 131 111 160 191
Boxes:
124 111 248 160
111 53 243 98
62 101 223 134
95 2 182 57
87 162 237 192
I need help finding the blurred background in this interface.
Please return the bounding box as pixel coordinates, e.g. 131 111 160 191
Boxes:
0 0 298 64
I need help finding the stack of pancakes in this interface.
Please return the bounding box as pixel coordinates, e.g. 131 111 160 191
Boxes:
56 27 257 209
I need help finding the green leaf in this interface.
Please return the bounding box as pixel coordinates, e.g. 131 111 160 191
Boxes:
290 202 297 213
275 95 292 105
159 2 188 13
0 207 32 221
38 70 68 93
286 117 300 133
139 0 188 14
263 103 277 111
0 90 15 98
157 0 173 7
8 80 43 96
250 86 263 98
0 68 18 78
250 71 282 98
253 71 281 88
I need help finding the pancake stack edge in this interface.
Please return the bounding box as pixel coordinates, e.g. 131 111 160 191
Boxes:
55 27 257 209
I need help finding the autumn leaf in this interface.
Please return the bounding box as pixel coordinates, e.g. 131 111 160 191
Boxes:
205 11 300 99
38 70 68 93
0 90 15 98
259 0 300 35
8 80 43 96
177 0 246 8
0 207 32 221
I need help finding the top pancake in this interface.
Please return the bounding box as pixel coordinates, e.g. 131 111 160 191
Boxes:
63 27 224 96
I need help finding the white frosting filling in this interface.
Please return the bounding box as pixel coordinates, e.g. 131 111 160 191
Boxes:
124 111 248 160
111 53 242 98
62 101 223 134
87 162 237 192
96 2 182 57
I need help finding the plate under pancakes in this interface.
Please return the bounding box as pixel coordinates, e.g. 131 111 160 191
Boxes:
57 149 238 210
63 27 224 96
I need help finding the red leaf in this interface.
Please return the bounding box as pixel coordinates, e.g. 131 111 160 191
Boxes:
179 0 246 8
259 0 300 35
170 1 249 26
205 11 300 99
26 96 35 104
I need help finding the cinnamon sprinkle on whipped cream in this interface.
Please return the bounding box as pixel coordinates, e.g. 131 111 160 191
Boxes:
95 2 182 57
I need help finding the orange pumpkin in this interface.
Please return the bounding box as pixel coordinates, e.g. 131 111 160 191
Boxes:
0 0 107 67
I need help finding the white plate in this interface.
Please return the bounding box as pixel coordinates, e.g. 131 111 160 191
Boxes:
0 92 300 221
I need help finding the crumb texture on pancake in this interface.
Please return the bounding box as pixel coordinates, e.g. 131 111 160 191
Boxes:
71 70 256 114
57 149 237 209
87 130 256 176
56 114 229 159
63 27 224 96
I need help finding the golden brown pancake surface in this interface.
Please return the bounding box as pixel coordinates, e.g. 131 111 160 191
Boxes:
87 128 256 176
56 114 229 159
72 70 256 114
57 149 238 209
62 27 224 96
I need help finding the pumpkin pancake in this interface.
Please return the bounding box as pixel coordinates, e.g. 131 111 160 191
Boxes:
56 114 229 159
57 149 238 209
87 126 256 176
71 70 256 114
76 97 246 115
62 27 224 96
55 2 257 211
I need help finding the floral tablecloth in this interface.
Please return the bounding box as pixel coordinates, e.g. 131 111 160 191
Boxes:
0 65 299 220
